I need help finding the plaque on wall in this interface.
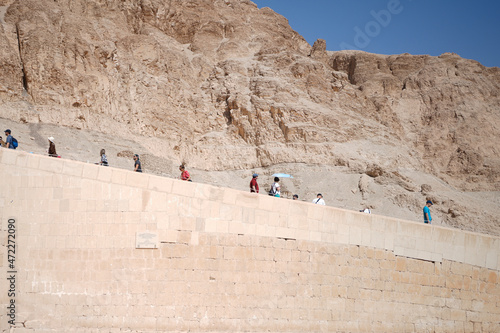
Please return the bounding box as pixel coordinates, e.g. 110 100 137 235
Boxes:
136 231 158 249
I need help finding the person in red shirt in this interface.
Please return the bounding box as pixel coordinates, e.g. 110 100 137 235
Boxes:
179 164 191 181
250 173 259 193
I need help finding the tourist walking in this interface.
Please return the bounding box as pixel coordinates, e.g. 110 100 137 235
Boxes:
250 173 259 193
4 129 16 149
48 137 57 157
98 149 108 166
312 193 325 205
133 154 142 172
423 200 433 224
269 177 280 197
179 164 191 181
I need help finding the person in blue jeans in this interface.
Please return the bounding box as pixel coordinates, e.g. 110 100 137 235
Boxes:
423 200 433 224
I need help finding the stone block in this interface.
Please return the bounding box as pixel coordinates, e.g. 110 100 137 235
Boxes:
228 221 246 235
148 175 174 193
335 233 350 246
433 227 456 243
370 231 385 249
221 188 239 205
448 245 466 263
155 213 170 230
234 191 260 209
147 191 167 212
82 163 99 179
38 156 64 174
415 250 442 263
349 212 372 230
276 227 295 240
126 171 148 189
258 194 274 211
465 246 487 267
172 179 195 197
255 224 267 236
415 237 435 253
62 160 84 177
96 165 113 182
216 220 229 233
128 189 143 212
111 168 128 184
394 246 418 260
485 249 498 270
326 208 347 224
217 203 232 221
14 151 30 167
349 226 363 246
397 220 430 239
26 153 41 169
310 231 322 242
272 198 291 216
204 218 218 233
0 148 16 165
307 203 324 221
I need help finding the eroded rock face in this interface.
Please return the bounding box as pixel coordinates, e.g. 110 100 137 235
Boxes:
0 0 499 193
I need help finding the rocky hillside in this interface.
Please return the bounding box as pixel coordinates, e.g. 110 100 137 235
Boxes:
1 0 499 234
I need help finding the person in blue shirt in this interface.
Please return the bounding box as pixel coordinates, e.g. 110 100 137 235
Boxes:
423 200 433 224
4 129 14 149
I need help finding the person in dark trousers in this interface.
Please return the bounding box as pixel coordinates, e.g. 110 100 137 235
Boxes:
133 154 142 172
250 173 259 193
423 200 433 224
48 137 57 157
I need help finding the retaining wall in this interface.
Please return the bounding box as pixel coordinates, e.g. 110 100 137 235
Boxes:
0 148 499 332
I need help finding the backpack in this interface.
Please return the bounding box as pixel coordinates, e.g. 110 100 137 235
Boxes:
11 137 18 149
268 185 276 196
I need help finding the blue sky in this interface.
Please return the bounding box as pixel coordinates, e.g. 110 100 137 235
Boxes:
252 0 500 67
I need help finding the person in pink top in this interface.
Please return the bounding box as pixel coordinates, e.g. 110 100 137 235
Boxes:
179 164 191 181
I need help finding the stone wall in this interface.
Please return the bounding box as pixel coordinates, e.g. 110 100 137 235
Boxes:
1 148 499 332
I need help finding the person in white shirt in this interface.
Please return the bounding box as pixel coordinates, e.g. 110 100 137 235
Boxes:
312 193 325 205
270 177 280 197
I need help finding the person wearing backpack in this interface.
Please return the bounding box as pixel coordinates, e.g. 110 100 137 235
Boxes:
269 177 280 197
4 129 17 149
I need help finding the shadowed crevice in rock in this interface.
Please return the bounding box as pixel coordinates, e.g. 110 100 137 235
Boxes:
15 23 29 94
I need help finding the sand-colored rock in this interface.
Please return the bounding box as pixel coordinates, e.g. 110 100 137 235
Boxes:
0 0 499 235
